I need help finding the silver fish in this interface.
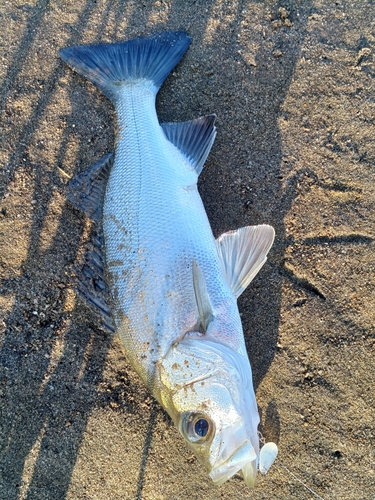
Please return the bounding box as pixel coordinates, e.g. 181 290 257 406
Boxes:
61 31 277 487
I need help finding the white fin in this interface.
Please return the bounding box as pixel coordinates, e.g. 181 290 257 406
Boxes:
192 260 214 332
259 442 278 474
216 225 275 298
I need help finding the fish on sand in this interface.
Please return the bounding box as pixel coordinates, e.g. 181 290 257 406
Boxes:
60 31 277 487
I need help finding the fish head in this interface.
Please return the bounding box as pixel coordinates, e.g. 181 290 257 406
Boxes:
157 336 262 487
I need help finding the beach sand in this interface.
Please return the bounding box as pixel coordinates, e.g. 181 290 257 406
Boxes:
0 1 374 498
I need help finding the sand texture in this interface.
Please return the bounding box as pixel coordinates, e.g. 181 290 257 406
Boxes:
0 1 374 499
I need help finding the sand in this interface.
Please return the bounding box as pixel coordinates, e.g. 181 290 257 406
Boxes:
0 1 374 499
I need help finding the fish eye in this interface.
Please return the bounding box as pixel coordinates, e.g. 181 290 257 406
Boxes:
182 412 214 443
195 418 209 437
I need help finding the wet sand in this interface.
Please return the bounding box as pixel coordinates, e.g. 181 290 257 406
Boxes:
0 1 374 499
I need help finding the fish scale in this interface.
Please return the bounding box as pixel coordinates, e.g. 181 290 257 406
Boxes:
61 31 278 488
104 85 232 379
103 84 232 373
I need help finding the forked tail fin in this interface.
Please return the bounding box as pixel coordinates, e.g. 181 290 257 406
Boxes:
59 31 191 101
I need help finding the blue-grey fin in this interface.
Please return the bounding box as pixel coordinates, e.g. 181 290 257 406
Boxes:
192 260 214 333
161 115 216 176
216 225 275 299
67 154 115 332
59 31 191 101
67 154 113 223
74 229 115 333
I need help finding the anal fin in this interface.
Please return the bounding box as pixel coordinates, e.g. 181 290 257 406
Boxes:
161 115 216 175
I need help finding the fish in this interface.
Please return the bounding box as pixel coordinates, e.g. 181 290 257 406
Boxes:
60 31 278 487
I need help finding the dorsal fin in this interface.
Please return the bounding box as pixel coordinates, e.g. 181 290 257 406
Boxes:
74 229 115 333
216 225 275 298
161 115 216 175
67 154 115 332
67 154 113 222
192 259 214 332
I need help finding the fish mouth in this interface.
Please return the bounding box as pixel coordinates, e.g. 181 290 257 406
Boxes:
209 440 256 485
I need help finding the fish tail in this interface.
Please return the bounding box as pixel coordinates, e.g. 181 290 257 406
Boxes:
59 31 191 101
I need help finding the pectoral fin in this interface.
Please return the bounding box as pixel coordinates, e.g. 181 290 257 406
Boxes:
192 260 214 333
216 225 275 298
